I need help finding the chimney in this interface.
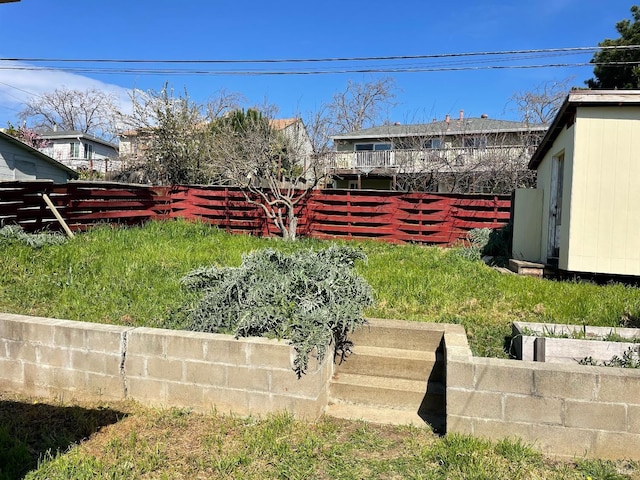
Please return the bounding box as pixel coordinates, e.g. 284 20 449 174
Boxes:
445 114 450 123
459 109 464 121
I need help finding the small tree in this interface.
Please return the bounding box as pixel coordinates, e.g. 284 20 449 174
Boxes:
586 5 640 89
4 122 50 149
211 108 320 241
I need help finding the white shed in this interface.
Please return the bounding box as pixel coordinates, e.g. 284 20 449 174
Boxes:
512 90 640 277
0 131 78 182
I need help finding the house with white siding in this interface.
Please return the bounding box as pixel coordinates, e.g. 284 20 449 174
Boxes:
512 90 640 277
327 112 547 193
0 130 78 182
37 130 120 174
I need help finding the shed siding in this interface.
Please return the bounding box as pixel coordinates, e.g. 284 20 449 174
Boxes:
0 137 73 183
567 107 640 276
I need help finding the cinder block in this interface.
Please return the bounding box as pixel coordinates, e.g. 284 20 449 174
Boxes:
472 417 533 442
127 377 167 403
565 400 627 431
447 389 502 420
84 325 126 352
124 355 146 377
257 393 324 420
474 360 534 395
4 340 38 363
35 345 71 368
52 367 86 390
597 372 640 404
629 405 640 434
202 387 251 415
593 431 640 460
0 317 24 340
0 358 24 383
166 381 205 408
504 394 563 425
126 328 165 356
246 339 294 369
145 357 184 382
269 367 326 398
203 337 249 366
53 325 87 349
529 424 596 458
71 350 120 375
22 322 56 345
165 332 207 360
445 359 474 388
84 372 125 401
184 361 227 386
227 365 270 392
533 368 597 400
445 414 474 435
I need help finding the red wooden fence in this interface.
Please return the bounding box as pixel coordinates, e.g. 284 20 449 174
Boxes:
0 181 511 245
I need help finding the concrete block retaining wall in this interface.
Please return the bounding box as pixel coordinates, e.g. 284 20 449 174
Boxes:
0 313 332 419
444 326 640 460
3 312 640 460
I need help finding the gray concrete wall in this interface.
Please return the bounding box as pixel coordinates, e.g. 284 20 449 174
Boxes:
0 313 332 419
444 326 640 460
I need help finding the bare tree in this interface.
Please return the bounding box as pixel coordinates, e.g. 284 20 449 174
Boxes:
306 78 398 153
211 108 322 240
19 87 119 140
509 78 574 125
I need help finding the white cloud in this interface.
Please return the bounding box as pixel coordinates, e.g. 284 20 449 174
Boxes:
0 61 133 122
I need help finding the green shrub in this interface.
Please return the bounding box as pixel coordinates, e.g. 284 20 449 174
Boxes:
181 245 374 376
0 224 66 248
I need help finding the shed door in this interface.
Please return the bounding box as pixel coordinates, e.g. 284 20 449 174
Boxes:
547 153 564 261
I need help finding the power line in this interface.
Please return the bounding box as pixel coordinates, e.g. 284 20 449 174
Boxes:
0 61 636 76
1 45 638 65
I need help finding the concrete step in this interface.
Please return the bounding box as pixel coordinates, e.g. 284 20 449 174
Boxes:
338 345 443 382
350 319 445 352
325 403 426 427
329 373 444 412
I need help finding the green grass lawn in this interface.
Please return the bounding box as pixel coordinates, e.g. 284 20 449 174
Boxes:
1 393 636 480
1 219 639 357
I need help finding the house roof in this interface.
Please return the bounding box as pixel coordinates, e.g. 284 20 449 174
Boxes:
331 117 548 141
528 89 640 169
269 118 300 131
0 130 79 179
38 130 119 150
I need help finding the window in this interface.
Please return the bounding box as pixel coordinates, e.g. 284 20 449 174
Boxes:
69 142 80 158
84 143 93 159
424 138 442 149
463 136 487 149
354 142 392 151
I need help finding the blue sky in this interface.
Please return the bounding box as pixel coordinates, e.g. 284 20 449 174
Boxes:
0 0 635 128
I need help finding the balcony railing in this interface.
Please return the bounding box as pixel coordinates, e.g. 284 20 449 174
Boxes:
323 146 532 173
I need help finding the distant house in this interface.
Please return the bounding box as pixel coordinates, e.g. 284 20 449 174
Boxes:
0 130 78 182
37 130 120 174
118 127 154 165
327 112 547 192
512 90 640 277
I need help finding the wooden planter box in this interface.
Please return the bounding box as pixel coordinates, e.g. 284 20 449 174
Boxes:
512 321 640 364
